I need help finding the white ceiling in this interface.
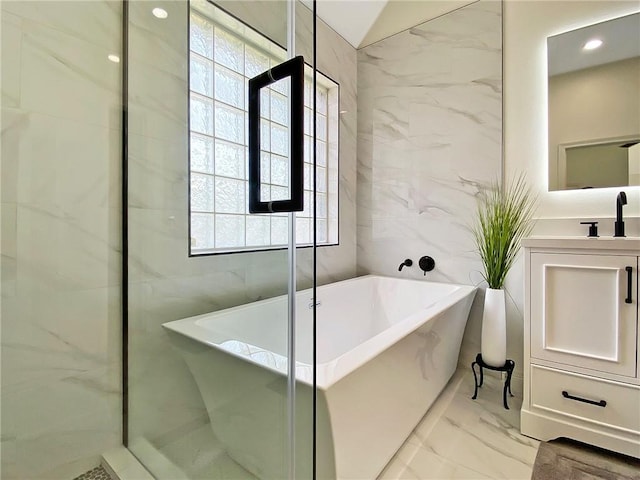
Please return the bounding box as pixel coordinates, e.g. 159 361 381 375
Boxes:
548 12 640 76
314 0 387 47
308 0 477 49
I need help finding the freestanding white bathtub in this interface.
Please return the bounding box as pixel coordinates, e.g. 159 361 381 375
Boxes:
163 275 476 479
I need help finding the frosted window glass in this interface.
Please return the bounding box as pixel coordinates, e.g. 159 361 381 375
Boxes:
271 91 287 126
316 167 327 193
215 140 244 179
271 77 289 96
261 120 271 151
271 185 289 201
271 216 288 244
260 152 270 184
296 218 310 244
260 89 270 118
190 14 213 59
190 55 213 97
317 113 327 140
260 153 271 203
214 28 244 73
191 134 214 174
246 216 270 246
244 78 250 115
316 193 327 218
244 113 248 149
316 89 327 115
316 219 327 243
302 191 312 217
271 155 289 186
191 95 213 135
215 65 244 108
191 173 215 211
304 80 312 107
215 214 245 248
316 140 326 166
271 124 288 156
188 4 340 253
245 47 269 78
303 163 310 190
304 108 312 136
191 213 215 249
304 135 312 164
215 177 245 214
215 103 244 143
260 183 271 202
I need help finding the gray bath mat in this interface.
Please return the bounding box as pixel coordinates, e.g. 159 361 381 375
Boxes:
531 439 640 480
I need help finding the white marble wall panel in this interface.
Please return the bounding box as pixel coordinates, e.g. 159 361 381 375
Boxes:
126 1 357 475
1 12 22 109
357 1 503 373
1 2 122 479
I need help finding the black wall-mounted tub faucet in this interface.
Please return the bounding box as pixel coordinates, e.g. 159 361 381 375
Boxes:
419 256 436 276
614 191 627 237
398 259 413 271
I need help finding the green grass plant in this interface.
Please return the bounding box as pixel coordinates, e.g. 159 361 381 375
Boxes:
473 174 537 289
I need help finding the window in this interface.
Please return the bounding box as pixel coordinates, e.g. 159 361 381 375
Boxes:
188 3 339 254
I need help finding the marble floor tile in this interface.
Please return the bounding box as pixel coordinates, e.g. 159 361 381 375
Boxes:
396 448 494 480
148 422 256 480
380 369 540 480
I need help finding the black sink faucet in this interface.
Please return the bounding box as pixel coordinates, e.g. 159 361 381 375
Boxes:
614 191 627 237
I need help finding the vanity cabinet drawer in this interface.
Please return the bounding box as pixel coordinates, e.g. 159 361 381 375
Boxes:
530 364 640 433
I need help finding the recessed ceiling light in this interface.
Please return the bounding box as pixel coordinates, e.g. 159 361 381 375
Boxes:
108 54 120 63
583 39 603 50
152 7 168 19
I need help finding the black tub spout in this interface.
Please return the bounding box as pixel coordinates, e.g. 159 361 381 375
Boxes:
398 259 413 271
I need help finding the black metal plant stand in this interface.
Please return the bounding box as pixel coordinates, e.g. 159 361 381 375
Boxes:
471 353 515 409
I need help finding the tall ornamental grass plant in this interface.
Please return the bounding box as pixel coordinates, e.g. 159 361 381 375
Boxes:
473 175 537 289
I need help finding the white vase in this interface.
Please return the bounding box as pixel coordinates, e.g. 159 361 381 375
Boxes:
481 288 507 367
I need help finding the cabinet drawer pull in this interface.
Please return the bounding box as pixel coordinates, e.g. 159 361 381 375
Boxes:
625 266 632 304
562 390 606 407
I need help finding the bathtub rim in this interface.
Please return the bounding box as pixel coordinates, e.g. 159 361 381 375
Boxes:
162 274 477 390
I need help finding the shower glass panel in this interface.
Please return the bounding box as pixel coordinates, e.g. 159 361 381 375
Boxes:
125 1 317 478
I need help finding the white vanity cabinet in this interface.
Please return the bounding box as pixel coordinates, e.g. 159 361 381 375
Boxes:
521 237 640 458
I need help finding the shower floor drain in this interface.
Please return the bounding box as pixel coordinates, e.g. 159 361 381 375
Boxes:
73 465 112 480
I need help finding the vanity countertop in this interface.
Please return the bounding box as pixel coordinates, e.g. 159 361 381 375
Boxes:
523 236 640 252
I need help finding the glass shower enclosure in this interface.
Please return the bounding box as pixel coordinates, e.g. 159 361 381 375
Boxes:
124 1 319 477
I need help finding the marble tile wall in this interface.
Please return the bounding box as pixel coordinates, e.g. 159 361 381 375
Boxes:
126 0 357 475
1 1 123 479
356 0 505 373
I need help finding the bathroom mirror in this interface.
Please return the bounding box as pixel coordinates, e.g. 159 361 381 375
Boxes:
547 12 640 190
